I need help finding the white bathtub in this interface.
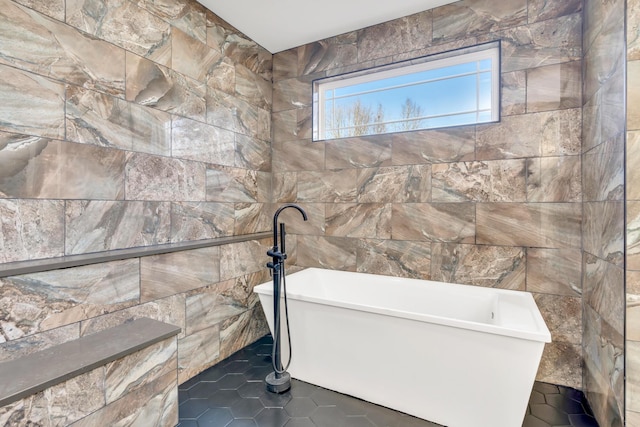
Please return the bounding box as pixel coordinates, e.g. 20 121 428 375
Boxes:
254 268 551 427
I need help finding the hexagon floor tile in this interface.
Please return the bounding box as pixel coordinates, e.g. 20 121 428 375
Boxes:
179 335 598 427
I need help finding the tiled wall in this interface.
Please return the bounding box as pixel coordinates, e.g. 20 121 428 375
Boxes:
0 0 272 419
581 0 626 425
628 0 640 424
272 0 584 389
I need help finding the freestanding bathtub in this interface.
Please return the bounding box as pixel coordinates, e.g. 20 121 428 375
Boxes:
254 267 551 427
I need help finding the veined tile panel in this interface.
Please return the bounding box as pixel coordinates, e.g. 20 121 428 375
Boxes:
0 0 125 96
13 0 65 21
534 293 582 345
185 281 251 336
357 165 431 203
125 153 206 202
430 243 525 290
296 235 357 271
178 324 220 383
65 200 171 254
206 88 263 139
298 34 358 76
356 239 431 279
206 166 268 203
172 116 235 166
218 307 268 361
219 238 270 282
0 64 65 139
325 203 391 239
583 135 624 202
528 0 582 24
234 202 270 235
501 70 526 116
477 203 581 248
66 0 171 66
526 61 581 113
272 139 325 172
630 61 640 130
0 199 64 263
431 160 526 202
126 52 206 122
0 324 79 363
135 0 207 44
0 259 139 339
527 248 582 297
432 0 526 42
297 169 358 202
325 135 392 169
357 10 433 62
0 135 125 200
235 133 271 172
391 126 476 164
171 27 222 82
170 202 234 241
391 203 475 243
223 33 273 81
527 156 582 202
583 201 624 266
140 247 220 303
235 63 272 110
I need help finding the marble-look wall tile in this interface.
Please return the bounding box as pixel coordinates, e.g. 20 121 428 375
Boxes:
1 368 105 426
526 61 581 112
358 10 433 62
628 202 640 270
298 35 358 75
629 131 640 200
235 64 272 110
298 170 358 202
140 247 220 302
65 200 171 254
206 88 261 138
583 201 624 266
476 108 581 160
172 116 235 166
484 14 582 73
105 338 177 403
272 139 325 172
136 0 207 44
628 341 640 413
206 166 266 203
392 203 475 243
431 243 525 290
296 235 357 271
433 0 526 42
185 283 250 336
0 136 125 200
273 48 299 81
356 239 431 279
66 0 171 66
630 61 640 130
0 0 125 96
272 172 297 203
534 293 582 344
0 64 65 139
391 126 476 164
234 202 270 235
629 0 640 61
501 70 526 116
325 203 391 239
170 202 234 241
0 324 79 362
235 134 271 172
218 307 269 361
126 52 206 122
125 153 206 201
584 136 624 202
432 160 526 202
178 324 220 383
527 156 581 202
66 86 171 156
72 370 177 427
477 202 581 248
357 165 431 203
0 259 139 339
527 248 582 297
537 341 582 389
274 202 325 236
272 78 312 112
219 239 270 281
584 254 625 337
0 199 64 263
13 0 65 21
528 0 582 24
172 27 222 82
325 136 392 169
223 33 273 81
80 294 186 340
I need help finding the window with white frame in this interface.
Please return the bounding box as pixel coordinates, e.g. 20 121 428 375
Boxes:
312 42 500 141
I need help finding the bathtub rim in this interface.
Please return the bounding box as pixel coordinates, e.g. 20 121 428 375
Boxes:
254 267 551 344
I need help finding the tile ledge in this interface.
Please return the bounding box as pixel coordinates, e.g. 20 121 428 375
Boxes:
0 232 271 278
0 318 181 407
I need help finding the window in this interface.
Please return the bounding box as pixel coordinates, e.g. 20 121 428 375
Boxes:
312 42 500 141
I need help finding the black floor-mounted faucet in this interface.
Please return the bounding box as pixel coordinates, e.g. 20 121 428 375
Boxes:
265 204 308 393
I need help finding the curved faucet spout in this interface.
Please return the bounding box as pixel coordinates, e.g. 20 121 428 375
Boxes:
272 204 308 247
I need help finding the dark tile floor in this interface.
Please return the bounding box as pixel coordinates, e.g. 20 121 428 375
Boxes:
178 335 598 427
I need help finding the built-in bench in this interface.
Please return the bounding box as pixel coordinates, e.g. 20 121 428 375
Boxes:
0 318 181 425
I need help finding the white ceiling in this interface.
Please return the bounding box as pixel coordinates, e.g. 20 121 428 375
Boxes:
197 0 458 53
